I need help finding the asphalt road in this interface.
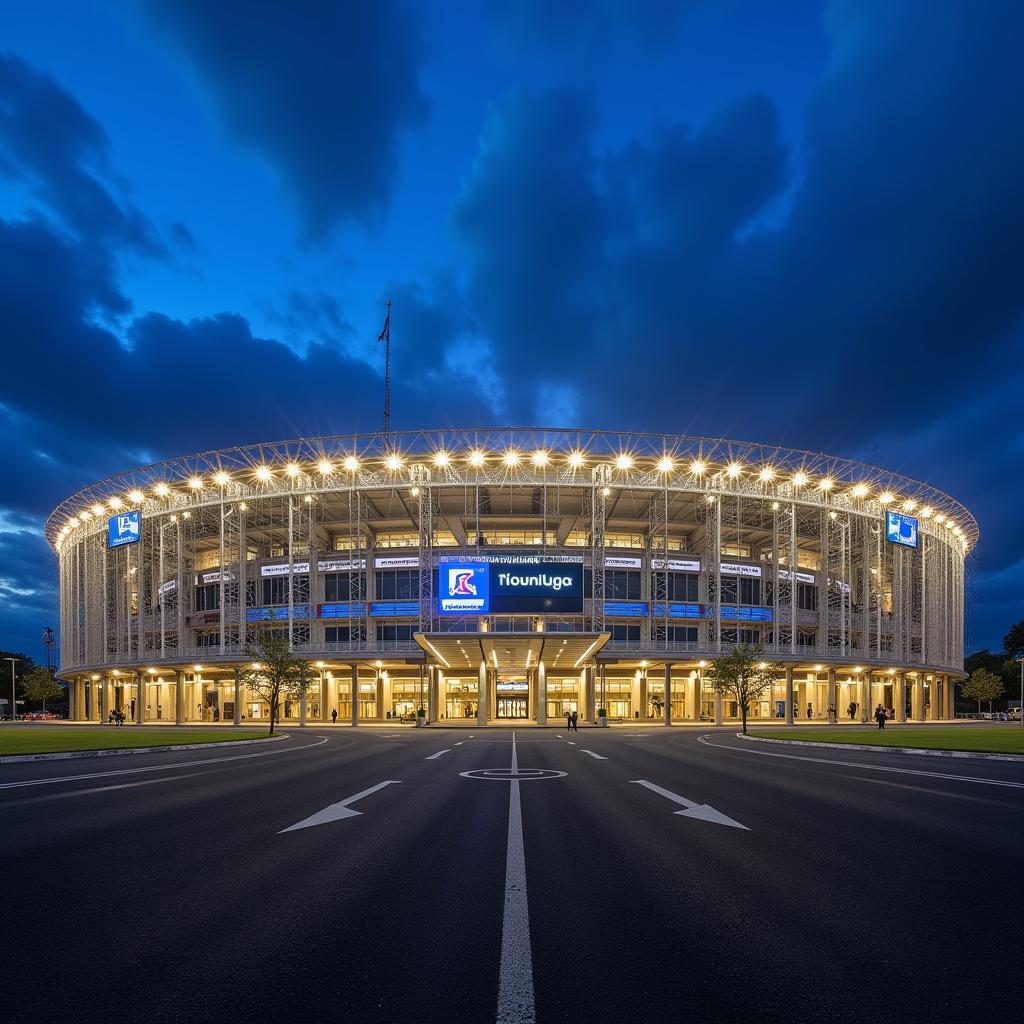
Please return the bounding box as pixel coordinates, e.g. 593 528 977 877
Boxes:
2 727 1022 1023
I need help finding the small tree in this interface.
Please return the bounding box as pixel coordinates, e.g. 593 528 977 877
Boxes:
704 645 775 734
961 668 1005 713
21 668 63 711
241 634 313 736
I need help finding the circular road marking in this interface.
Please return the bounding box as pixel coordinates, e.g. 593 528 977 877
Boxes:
459 768 567 781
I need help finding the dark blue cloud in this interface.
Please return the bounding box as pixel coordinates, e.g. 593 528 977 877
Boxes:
136 0 427 238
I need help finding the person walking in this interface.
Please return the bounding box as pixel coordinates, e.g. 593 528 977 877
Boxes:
847 700 856 721
331 707 337 725
566 710 572 731
570 710 579 732
874 704 887 729
806 702 813 719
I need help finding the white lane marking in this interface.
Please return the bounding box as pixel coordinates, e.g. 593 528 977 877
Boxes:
0 736 330 791
496 731 535 1024
455 741 464 746
555 734 563 738
630 779 749 830
567 741 577 746
697 735 1024 790
580 749 608 760
279 780 400 833
426 749 452 760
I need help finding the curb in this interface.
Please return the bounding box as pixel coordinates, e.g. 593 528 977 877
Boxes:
737 733 1024 763
0 733 288 764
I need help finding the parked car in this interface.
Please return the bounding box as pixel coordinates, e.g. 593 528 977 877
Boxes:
1009 708 1022 721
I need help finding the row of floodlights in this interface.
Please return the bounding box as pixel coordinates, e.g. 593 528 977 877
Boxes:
56 451 970 548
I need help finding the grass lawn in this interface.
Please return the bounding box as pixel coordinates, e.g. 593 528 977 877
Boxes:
752 726 1024 755
0 727 269 756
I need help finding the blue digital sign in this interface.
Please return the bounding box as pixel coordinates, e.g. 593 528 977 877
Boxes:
108 510 140 548
651 602 703 619
247 605 312 622
716 605 773 622
438 560 583 615
318 602 361 619
886 511 919 548
370 601 420 618
604 601 649 618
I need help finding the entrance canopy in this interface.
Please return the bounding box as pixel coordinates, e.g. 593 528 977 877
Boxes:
415 632 609 674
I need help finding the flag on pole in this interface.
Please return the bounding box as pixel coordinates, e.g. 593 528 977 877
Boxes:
377 302 391 343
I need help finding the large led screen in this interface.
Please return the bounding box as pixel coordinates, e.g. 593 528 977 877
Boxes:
885 511 919 548
438 559 583 614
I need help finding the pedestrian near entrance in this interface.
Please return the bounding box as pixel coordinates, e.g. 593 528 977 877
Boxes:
570 710 579 732
566 710 572 730
847 701 856 721
874 704 887 730
331 707 337 725
806 703 813 719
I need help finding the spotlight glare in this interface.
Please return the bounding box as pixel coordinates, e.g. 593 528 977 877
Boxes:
285 462 301 477
657 456 674 473
531 450 549 467
344 455 360 472
502 450 520 467
255 465 273 482
129 489 144 503
188 476 203 490
851 483 869 498
615 453 633 471
468 449 486 467
385 453 404 471
433 451 450 468
154 482 170 497
758 466 775 482
689 459 706 475
567 451 585 469
792 471 808 487
317 459 333 476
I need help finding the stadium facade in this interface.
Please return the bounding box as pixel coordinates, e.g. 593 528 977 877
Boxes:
47 429 975 727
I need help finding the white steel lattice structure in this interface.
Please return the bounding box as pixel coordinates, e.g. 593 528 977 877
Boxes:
49 428 975 727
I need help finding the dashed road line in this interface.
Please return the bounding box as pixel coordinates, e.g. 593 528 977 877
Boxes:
580 749 608 760
425 749 452 760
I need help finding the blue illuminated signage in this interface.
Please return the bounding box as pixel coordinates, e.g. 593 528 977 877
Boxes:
438 559 583 615
886 511 919 548
108 510 141 548
604 601 649 618
247 605 312 622
651 603 703 619
370 601 420 618
716 606 773 622
318 603 361 619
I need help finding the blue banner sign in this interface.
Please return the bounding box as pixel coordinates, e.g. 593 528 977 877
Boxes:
603 601 649 618
369 601 420 618
885 511 919 548
247 604 312 622
108 510 141 548
318 602 361 619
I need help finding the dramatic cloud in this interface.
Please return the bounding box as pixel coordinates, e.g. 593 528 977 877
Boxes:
137 0 427 237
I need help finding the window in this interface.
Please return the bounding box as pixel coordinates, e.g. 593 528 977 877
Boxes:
376 532 419 549
260 575 310 606
375 570 419 600
324 574 365 602
605 532 646 549
433 531 458 547
194 630 220 647
720 576 761 605
376 622 416 643
796 630 817 647
606 571 641 601
797 583 818 611
194 583 220 611
194 549 221 571
324 626 350 644
610 623 641 643
668 625 698 643
667 573 699 601
476 530 555 546
331 537 357 552
721 543 751 558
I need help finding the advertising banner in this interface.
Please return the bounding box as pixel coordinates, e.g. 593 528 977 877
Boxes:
885 512 919 548
438 558 583 614
108 510 141 548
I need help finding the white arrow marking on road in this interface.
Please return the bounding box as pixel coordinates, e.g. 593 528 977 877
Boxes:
426 749 451 760
580 749 608 760
630 779 749 830
279 780 400 833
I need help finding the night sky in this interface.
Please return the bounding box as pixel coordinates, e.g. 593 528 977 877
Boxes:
1 1 1021 661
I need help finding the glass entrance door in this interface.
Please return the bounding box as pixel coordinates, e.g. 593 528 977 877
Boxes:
496 697 528 719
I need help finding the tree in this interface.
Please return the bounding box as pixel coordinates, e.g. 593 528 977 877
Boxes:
961 668 1005 713
704 645 775 734
1002 620 1024 661
21 668 63 711
241 634 313 736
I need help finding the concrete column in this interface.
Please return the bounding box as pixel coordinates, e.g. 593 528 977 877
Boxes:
233 667 242 726
860 674 871 722
638 672 648 723
174 670 184 725
418 664 426 714
944 675 954 719
377 673 386 720
299 680 307 726
67 678 77 721
784 667 794 725
350 664 359 726
477 662 488 725
135 672 144 725
687 672 700 722
714 690 723 726
896 672 907 722
105 677 115 719
584 667 596 723
930 678 941 721
537 662 547 725
826 668 836 723
911 676 924 721
664 665 672 726
326 673 338 722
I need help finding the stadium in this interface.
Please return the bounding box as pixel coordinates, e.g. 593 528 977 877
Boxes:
47 428 975 727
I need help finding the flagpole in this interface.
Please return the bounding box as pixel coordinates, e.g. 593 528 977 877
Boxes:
379 300 392 438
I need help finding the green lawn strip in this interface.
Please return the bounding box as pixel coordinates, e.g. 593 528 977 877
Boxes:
752 727 1024 755
0 728 269 756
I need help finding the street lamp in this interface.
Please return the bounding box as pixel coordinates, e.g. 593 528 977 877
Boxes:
1016 656 1024 728
4 657 20 721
